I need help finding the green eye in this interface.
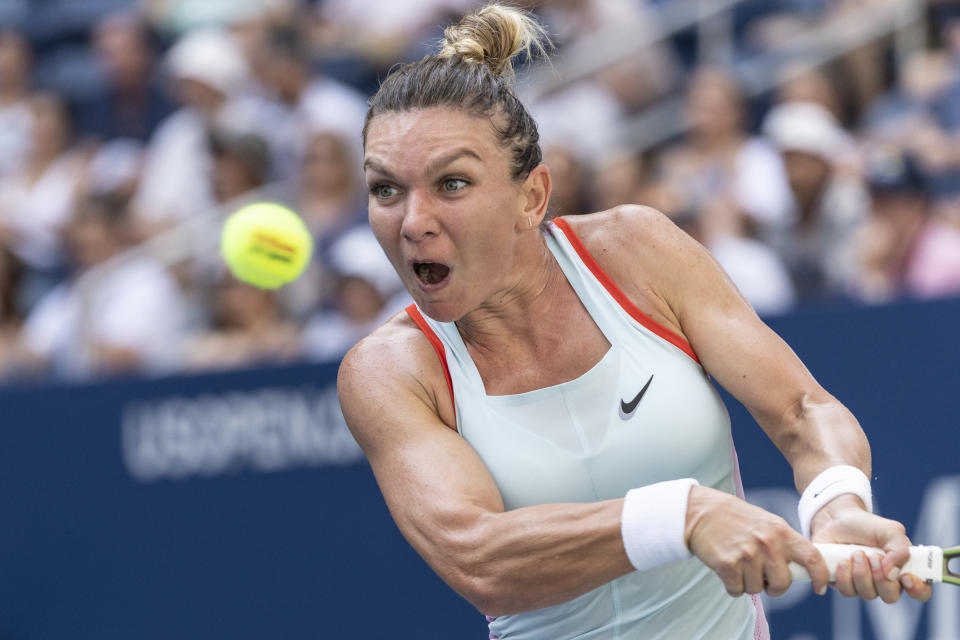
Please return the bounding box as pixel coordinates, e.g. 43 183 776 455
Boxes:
442 178 468 192
371 184 398 199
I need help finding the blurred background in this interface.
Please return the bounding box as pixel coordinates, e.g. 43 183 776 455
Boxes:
0 1 959 639
0 0 957 381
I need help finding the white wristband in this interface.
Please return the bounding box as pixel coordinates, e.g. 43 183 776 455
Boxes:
621 478 699 571
798 465 873 538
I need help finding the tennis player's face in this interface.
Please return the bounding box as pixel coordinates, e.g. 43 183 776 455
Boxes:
364 107 532 322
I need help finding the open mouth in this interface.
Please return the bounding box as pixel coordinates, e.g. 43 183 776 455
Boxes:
413 262 450 286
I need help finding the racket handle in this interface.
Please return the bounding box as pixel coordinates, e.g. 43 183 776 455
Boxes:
789 543 943 583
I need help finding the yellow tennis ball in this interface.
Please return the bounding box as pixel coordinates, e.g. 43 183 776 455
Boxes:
220 202 313 289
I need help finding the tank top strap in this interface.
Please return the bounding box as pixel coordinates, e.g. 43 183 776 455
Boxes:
406 303 488 394
547 218 700 365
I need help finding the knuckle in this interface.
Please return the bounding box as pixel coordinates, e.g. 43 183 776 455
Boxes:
879 589 900 604
769 574 791 592
806 549 825 568
728 546 753 567
716 563 738 583
772 518 793 537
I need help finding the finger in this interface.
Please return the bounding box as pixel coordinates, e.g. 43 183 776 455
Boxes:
723 571 744 598
744 557 765 595
880 546 909 583
834 557 857 597
763 559 792 598
870 552 902 604
851 550 879 600
900 574 933 603
718 563 745 598
792 540 829 596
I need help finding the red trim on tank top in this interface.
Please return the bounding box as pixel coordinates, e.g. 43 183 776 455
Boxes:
551 217 700 364
406 304 455 405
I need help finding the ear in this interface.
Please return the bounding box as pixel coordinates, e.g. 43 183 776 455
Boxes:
515 164 551 232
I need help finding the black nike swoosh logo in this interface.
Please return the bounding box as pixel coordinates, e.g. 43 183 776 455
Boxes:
813 480 843 499
619 375 654 420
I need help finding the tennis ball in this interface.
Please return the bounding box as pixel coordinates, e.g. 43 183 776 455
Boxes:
220 202 313 289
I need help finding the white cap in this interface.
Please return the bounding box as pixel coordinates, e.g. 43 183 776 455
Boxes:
763 101 843 161
328 227 403 297
166 29 249 96
86 138 144 195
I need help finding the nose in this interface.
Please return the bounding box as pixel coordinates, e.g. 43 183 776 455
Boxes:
400 189 440 243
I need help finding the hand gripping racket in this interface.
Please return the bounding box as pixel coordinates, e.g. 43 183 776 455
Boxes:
789 544 960 585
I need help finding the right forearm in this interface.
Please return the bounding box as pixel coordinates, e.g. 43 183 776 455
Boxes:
441 499 634 616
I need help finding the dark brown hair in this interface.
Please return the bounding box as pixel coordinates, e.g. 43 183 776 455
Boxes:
363 5 550 180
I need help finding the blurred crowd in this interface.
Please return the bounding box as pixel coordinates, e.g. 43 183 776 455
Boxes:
0 0 959 383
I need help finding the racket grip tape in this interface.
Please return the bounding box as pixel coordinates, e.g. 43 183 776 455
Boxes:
788 543 943 583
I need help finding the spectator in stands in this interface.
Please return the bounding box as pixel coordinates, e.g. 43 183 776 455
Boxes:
776 64 847 122
543 145 591 216
311 0 481 82
83 137 145 204
590 149 653 213
676 202 797 317
247 24 368 179
295 130 365 242
208 127 269 204
762 101 868 302
17 194 191 379
862 49 959 199
658 68 791 230
132 29 258 233
302 226 407 362
529 77 624 163
533 0 677 114
76 11 174 144
0 93 88 305
853 144 960 303
279 129 368 318
0 29 33 179
185 273 302 371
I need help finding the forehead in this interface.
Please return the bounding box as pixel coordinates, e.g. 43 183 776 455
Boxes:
364 107 508 174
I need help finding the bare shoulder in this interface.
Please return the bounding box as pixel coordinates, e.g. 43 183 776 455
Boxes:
561 205 696 262
337 310 456 448
558 206 712 334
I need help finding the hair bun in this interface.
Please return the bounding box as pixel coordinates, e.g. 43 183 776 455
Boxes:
439 4 550 78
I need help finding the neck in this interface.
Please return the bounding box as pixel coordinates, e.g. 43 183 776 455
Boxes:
455 235 567 357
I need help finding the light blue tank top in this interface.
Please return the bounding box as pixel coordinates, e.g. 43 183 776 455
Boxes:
408 218 768 640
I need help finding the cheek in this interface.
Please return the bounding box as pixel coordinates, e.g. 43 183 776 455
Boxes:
367 207 406 267
367 202 396 240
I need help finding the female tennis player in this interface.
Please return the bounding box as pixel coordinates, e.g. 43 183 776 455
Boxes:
337 5 931 638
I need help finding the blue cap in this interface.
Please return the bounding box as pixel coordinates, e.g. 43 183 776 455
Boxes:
864 145 927 196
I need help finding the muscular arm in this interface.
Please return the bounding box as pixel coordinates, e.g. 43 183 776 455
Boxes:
338 322 633 616
570 206 928 602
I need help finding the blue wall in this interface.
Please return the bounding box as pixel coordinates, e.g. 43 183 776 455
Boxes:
1 298 959 639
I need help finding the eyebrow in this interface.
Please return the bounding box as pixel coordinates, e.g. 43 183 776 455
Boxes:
363 148 483 179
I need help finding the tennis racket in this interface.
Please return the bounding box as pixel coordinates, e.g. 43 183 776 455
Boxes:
789 544 960 585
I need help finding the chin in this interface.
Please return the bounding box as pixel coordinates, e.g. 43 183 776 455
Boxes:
414 299 465 324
